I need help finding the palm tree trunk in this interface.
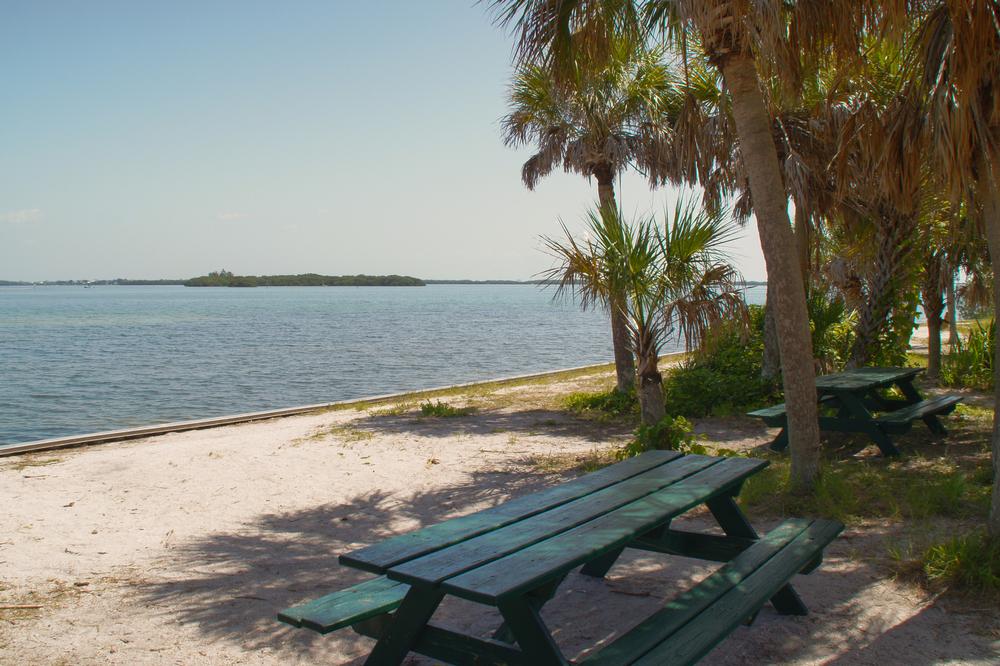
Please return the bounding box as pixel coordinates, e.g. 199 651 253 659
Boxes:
975 151 1000 540
595 164 636 394
794 204 811 291
594 164 617 212
610 304 636 393
635 336 665 426
922 254 945 381
761 286 781 384
946 274 959 349
847 212 916 367
720 54 820 490
926 314 943 380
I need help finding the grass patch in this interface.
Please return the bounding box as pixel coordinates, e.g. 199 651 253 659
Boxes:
562 389 637 421
2 456 63 472
293 424 375 445
739 455 990 524
530 448 619 475
921 531 1000 598
326 426 375 442
954 403 993 420
419 400 475 418
366 402 414 417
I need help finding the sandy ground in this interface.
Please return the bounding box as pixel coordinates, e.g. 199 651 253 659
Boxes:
2 369 998 665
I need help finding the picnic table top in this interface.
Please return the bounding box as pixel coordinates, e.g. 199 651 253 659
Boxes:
339 451 768 604
814 366 922 392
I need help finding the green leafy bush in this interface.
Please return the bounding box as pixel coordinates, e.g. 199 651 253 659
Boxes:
563 389 637 419
617 415 703 459
418 400 474 417
662 305 774 417
923 531 1000 596
808 290 854 372
942 319 995 390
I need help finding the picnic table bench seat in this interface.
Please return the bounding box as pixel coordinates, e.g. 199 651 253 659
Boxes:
580 518 842 665
747 394 838 425
875 394 962 432
277 576 409 634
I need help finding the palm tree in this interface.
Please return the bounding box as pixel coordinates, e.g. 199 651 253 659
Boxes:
501 34 683 394
543 199 746 425
491 0 830 488
910 0 1000 537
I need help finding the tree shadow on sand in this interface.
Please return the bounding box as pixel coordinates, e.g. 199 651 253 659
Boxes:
352 407 633 443
133 465 568 661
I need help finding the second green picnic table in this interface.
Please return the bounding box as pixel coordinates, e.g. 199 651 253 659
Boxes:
748 366 962 456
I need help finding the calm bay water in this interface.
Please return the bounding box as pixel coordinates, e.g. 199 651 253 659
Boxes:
0 284 765 446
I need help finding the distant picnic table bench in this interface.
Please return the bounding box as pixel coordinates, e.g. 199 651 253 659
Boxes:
748 366 963 457
278 451 843 665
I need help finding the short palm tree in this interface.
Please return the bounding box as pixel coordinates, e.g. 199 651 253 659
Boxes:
502 33 683 394
543 198 746 425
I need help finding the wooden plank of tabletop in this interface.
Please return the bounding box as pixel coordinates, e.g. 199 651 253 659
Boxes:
340 450 683 574
815 366 922 392
441 457 768 604
388 455 722 587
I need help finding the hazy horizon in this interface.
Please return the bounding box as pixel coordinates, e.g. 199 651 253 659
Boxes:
1 2 768 283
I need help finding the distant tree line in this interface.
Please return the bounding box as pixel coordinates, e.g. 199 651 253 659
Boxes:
0 279 187 286
183 270 424 287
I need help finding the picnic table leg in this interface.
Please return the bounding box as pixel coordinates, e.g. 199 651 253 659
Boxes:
492 574 566 643
897 379 949 436
706 495 808 616
497 596 568 665
581 521 671 578
363 587 443 666
768 427 789 452
834 392 902 457
580 547 625 578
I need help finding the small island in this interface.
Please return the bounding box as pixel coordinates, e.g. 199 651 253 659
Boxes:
183 270 424 287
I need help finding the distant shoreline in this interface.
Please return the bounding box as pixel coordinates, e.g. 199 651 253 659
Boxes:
1 279 769 287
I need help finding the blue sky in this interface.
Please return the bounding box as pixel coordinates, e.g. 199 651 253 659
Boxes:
0 1 766 281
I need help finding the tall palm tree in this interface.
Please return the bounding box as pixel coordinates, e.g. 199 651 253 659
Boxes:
502 34 683 393
490 0 840 488
543 199 746 425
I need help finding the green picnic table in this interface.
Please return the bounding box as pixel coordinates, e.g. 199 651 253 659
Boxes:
278 451 842 665
748 366 963 457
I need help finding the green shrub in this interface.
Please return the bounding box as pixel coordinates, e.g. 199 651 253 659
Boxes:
617 415 704 459
662 305 774 417
942 319 995 390
563 389 637 419
923 531 1000 596
808 290 854 372
418 400 474 418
